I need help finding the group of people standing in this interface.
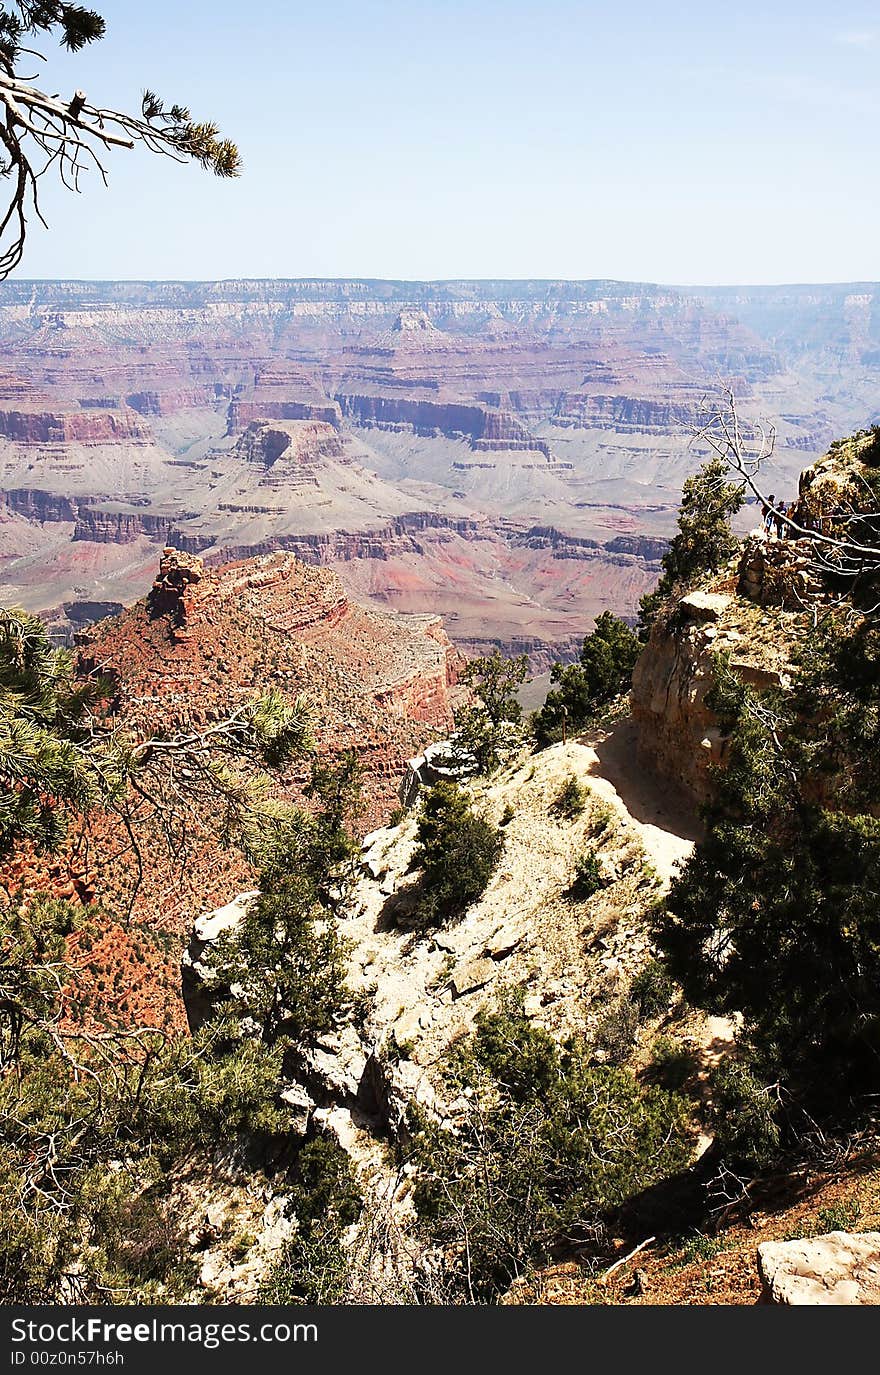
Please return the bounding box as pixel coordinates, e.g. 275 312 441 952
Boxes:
760 494 798 540
760 494 826 540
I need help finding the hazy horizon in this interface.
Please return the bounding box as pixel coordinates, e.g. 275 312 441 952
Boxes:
4 275 880 289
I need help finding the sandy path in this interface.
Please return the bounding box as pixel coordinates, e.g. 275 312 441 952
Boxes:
571 717 703 885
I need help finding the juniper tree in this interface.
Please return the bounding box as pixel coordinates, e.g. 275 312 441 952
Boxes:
205 754 361 1047
532 612 640 745
455 649 528 773
657 639 880 1139
0 3 239 277
639 456 744 630
410 781 502 928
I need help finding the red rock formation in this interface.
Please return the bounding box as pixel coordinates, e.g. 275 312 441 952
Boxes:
228 399 343 430
333 392 549 453
0 548 464 1029
235 420 344 471
76 547 461 832
0 407 150 444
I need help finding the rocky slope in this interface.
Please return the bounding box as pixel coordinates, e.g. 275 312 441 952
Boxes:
179 736 687 1300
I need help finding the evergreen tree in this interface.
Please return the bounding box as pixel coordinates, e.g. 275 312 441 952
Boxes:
532 612 640 745
639 457 744 630
0 608 122 858
455 649 528 773
410 781 502 928
205 755 359 1047
657 637 880 1129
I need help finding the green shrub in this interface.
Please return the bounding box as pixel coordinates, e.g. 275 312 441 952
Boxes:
208 875 349 1046
647 1035 700 1091
410 782 503 928
204 754 360 1047
631 960 676 1019
459 991 560 1103
706 1059 781 1168
550 774 588 819
862 424 880 467
257 1135 362 1304
816 1200 861 1233
567 847 604 900
670 1231 728 1268
409 995 690 1301
589 804 614 837
591 997 639 1065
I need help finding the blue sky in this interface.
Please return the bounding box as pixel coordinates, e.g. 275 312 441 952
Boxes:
13 1 880 283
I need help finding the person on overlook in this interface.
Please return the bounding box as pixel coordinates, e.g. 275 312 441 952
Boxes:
761 495 777 539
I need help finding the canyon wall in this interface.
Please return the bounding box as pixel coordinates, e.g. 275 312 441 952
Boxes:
1 277 876 664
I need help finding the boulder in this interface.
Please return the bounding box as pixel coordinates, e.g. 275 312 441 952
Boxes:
356 1046 437 1140
279 1082 315 1136
679 590 732 623
486 925 525 960
450 957 497 998
757 1231 880 1305
400 737 478 807
302 1024 368 1102
181 891 258 1032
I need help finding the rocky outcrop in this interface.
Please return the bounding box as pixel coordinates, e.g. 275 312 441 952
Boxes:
234 419 344 471
631 588 796 803
0 488 212 549
0 407 149 444
631 594 733 802
72 510 207 546
335 393 550 454
203 510 487 567
605 534 669 560
181 891 258 1032
2 487 84 522
399 738 478 807
148 547 205 640
554 392 706 434
77 546 460 829
227 398 342 431
125 387 220 416
758 1232 880 1305
736 535 825 607
632 438 879 804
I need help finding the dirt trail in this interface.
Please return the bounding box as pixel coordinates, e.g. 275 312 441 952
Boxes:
573 717 703 885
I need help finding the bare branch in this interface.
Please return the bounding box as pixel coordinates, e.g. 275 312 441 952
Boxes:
693 389 880 599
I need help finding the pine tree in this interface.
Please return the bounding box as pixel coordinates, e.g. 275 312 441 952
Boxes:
532 612 640 745
455 650 528 773
639 457 744 630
